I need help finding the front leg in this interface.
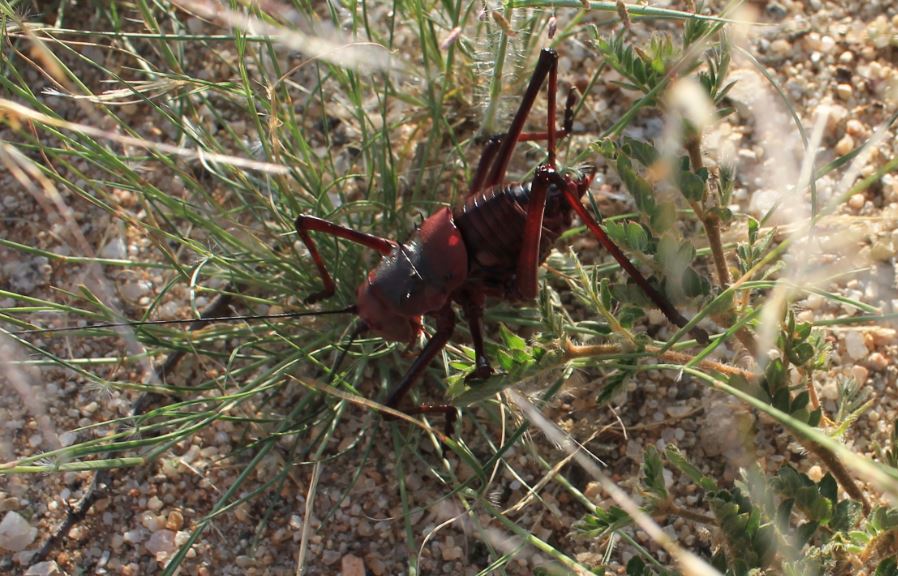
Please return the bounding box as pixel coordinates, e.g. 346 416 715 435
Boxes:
384 303 459 434
295 215 395 303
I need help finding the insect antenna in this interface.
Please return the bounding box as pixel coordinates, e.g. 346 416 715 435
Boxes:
12 306 359 336
324 320 368 385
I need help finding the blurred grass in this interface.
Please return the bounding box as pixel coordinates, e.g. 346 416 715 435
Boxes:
1 1 897 574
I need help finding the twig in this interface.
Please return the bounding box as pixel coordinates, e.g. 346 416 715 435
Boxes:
684 136 729 287
684 134 758 355
800 439 871 515
564 339 759 380
654 501 715 525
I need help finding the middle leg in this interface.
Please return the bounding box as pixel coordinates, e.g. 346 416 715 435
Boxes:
457 288 492 381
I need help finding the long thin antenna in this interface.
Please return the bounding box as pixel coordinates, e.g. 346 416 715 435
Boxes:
326 320 368 385
12 306 358 336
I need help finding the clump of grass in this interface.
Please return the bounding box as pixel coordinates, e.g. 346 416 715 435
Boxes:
1 1 897 574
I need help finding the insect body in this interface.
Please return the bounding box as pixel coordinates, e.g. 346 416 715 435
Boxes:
295 49 706 429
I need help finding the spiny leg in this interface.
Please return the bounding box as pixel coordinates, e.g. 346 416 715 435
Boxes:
513 49 565 300
468 89 577 197
560 187 710 344
295 215 395 303
515 90 577 144
384 303 459 435
546 48 558 167
468 135 503 196
484 48 560 189
514 166 557 300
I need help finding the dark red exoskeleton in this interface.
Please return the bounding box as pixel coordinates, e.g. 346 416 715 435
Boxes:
295 49 707 430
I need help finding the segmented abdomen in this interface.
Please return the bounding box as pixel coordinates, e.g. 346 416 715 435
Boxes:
453 183 562 291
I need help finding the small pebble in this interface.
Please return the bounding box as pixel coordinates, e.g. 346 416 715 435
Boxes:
869 328 896 346
233 504 251 523
157 300 181 320
100 237 127 260
847 192 865 210
341 554 366 576
584 482 602 500
843 331 868 360
120 280 153 302
365 555 386 576
835 84 853 100
845 119 865 137
165 510 184 531
770 39 791 57
0 511 37 551
870 240 893 261
123 529 145 544
765 2 787 20
867 352 889 370
441 536 463 561
665 405 692 419
68 525 86 541
323 550 342 565
626 440 642 461
145 529 176 555
185 17 205 34
837 134 856 156
826 104 848 134
805 293 825 310
25 561 61 576
807 465 824 482
58 431 78 447
174 530 190 547
141 511 162 531
4 256 51 293
796 309 815 323
81 45 106 66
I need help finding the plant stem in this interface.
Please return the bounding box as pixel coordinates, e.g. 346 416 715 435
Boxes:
685 133 758 354
800 439 871 514
685 134 728 287
653 501 716 525
564 339 758 380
